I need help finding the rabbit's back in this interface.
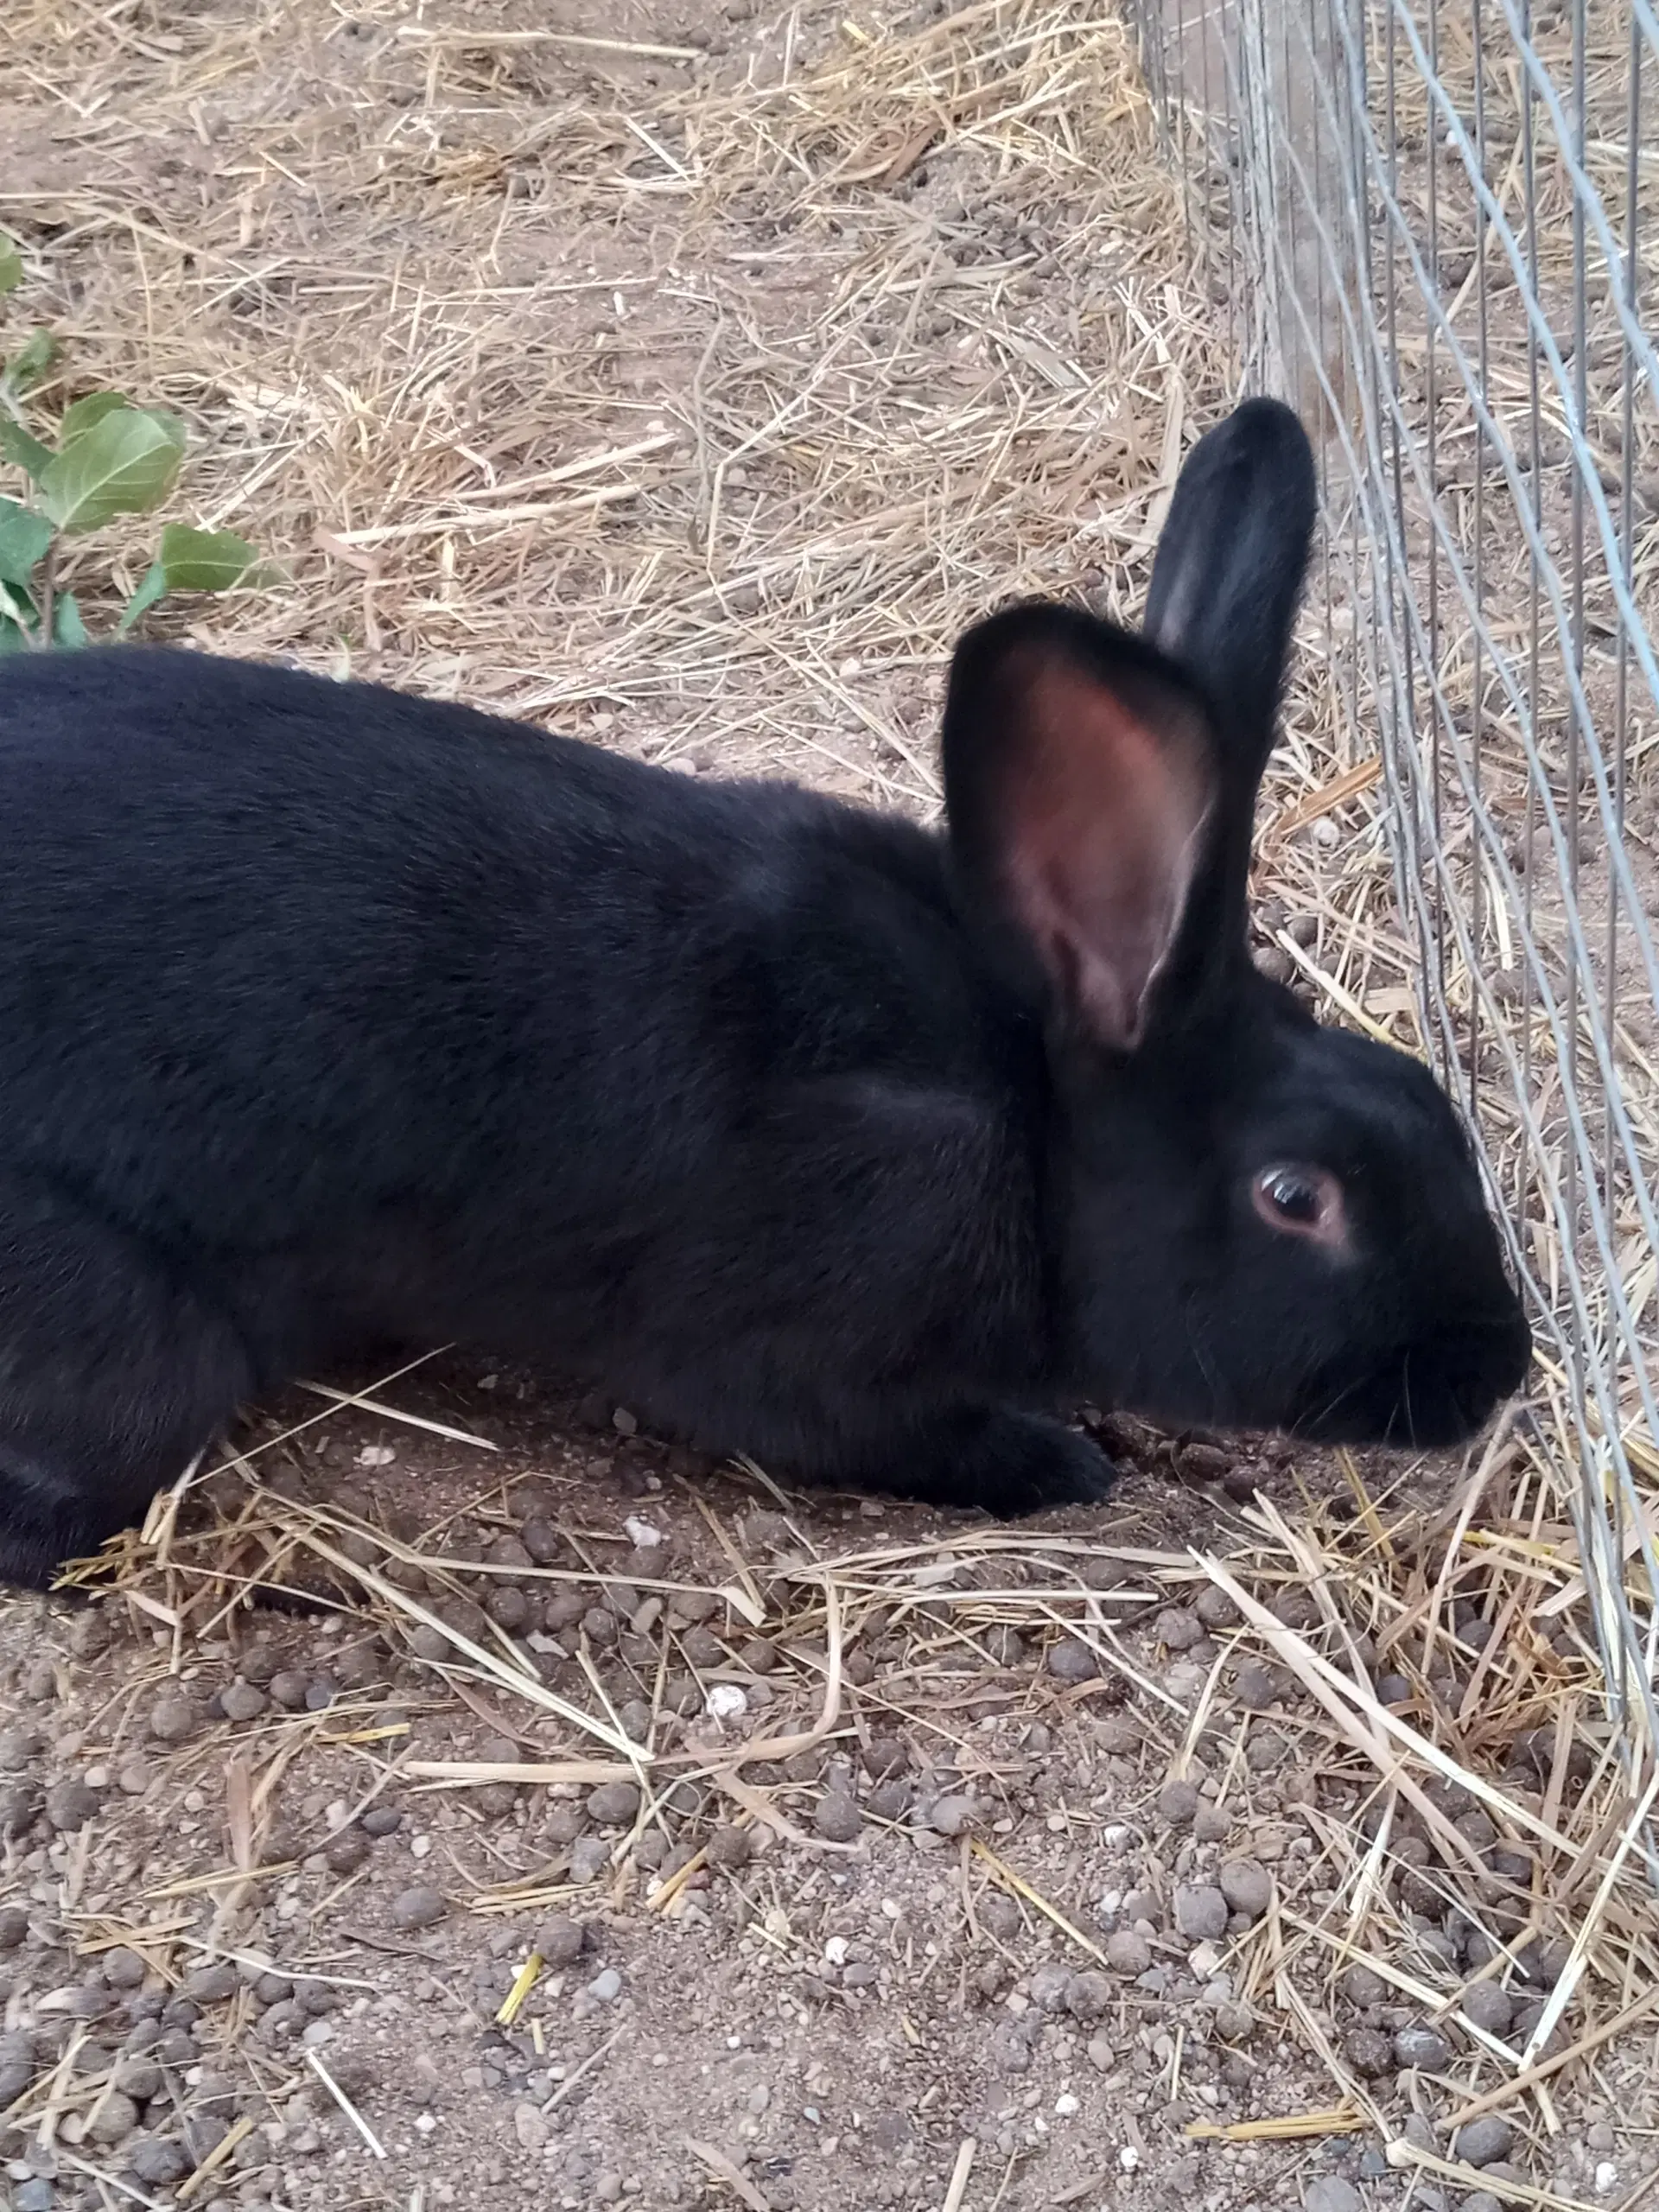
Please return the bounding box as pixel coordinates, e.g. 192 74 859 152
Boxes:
0 649 1017 1373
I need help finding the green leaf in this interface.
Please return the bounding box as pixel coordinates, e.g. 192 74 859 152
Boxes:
6 329 59 392
0 238 22 298
156 522 257 593
58 391 133 448
51 590 89 649
0 496 52 586
0 414 54 482
116 559 168 636
0 575 36 632
0 615 33 654
39 407 185 534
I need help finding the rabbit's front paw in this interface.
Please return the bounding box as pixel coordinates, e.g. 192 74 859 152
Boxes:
874 1406 1116 1517
966 1410 1116 1517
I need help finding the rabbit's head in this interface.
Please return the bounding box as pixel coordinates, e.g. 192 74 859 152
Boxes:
944 398 1531 1448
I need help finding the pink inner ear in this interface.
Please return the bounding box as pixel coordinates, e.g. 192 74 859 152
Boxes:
996 657 1214 1051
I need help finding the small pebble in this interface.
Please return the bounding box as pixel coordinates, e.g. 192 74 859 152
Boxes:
1157 1779 1200 1826
487 1586 531 1631
513 2101 550 2152
0 1779 43 1834
45 1777 101 1832
184 1963 238 2004
1218 1858 1273 1919
1393 2024 1452 2071
1338 1962 1388 2007
1452 2116 1515 2169
928 1793 975 1838
390 1886 446 1932
1459 2195 1503 2212
1106 1929 1152 1974
1180 1440 1235 1482
219 1681 266 1724
101 1947 146 1989
1173 1884 1229 1940
519 1517 561 1564
361 1805 402 1837
1193 1801 1232 1842
149 1697 199 1744
587 1967 622 2004
1195 1586 1239 1628
569 1835 611 1883
1232 1661 1276 1711
814 1793 862 1843
978 1894 1020 1941
116 2056 163 2099
1154 1607 1204 1651
86 2088 140 2144
1045 1637 1097 1683
706 1826 752 1869
862 1737 908 1781
1459 1980 1514 2037
129 2139 190 2188
1065 1971 1113 2020
542 1801 582 1846
267 1670 311 1712
325 1829 371 1875
586 1781 640 1827
15 2180 54 2212
0 1726 43 1769
1342 2025 1394 2076
1029 1963 1072 2012
0 1904 25 1949
1303 2180 1363 2212
536 1914 585 1965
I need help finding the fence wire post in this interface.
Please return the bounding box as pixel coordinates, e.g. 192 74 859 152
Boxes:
1128 0 1659 1827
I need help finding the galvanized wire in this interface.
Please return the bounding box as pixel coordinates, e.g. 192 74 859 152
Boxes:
1128 0 1659 1769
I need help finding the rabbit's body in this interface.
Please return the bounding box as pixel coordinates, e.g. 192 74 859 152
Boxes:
0 401 1531 1586
0 652 1085 1581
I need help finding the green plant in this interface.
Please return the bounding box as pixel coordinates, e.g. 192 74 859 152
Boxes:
0 232 265 650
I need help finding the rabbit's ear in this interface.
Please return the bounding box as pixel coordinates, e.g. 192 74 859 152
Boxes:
944 606 1216 1053
1143 398 1316 799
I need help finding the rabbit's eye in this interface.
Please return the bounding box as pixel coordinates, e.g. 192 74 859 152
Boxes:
1252 1164 1345 1245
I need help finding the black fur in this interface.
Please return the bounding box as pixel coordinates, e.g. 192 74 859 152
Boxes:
0 397 1530 1586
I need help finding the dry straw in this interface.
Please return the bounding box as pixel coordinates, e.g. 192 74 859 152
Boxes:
3 0 1656 2171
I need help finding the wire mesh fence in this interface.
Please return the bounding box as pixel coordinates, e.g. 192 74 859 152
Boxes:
1127 0 1659 1770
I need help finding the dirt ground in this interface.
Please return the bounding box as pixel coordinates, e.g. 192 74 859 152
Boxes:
3 1 1659 2210
2 1372 1656 2212
0 1387 1409 2212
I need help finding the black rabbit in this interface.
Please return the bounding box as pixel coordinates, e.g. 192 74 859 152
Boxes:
0 397 1529 1588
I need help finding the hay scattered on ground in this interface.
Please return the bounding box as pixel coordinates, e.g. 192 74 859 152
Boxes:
3 0 1657 2197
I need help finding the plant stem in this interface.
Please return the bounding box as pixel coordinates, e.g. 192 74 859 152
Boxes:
35 535 54 647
